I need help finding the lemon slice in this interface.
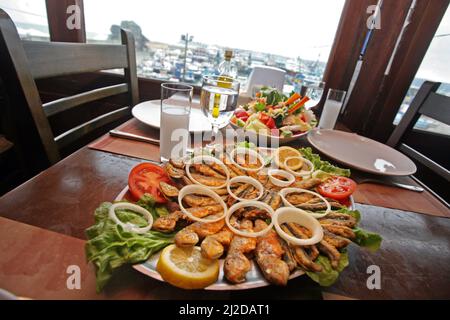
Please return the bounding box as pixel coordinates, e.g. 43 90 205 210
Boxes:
274 147 303 170
156 244 219 289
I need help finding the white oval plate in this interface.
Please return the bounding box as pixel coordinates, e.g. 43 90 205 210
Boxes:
115 185 355 291
307 129 417 176
132 100 212 133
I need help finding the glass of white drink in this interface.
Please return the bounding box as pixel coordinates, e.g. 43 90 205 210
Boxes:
200 75 240 150
318 89 347 130
160 83 193 162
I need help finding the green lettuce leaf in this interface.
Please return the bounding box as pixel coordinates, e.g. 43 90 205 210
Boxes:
352 228 382 253
259 87 287 105
299 147 351 177
155 205 169 217
306 251 349 287
85 201 174 292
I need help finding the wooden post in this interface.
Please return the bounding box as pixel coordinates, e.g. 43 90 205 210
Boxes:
45 0 86 43
340 0 413 134
319 0 378 114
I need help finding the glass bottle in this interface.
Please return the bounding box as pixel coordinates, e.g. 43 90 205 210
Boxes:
210 50 238 119
217 50 237 78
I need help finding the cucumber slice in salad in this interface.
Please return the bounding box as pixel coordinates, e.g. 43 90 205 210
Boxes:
281 130 293 138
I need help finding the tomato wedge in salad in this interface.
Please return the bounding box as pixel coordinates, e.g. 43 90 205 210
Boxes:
128 163 172 203
317 177 357 201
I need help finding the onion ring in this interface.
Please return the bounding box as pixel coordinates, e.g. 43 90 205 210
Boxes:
227 176 264 202
225 201 274 238
229 147 265 172
273 207 324 246
178 185 228 223
279 188 331 218
268 169 295 187
108 203 153 234
185 155 230 189
284 157 314 178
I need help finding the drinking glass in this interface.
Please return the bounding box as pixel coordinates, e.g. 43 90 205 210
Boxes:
200 75 240 149
160 83 193 162
299 80 325 109
318 89 347 130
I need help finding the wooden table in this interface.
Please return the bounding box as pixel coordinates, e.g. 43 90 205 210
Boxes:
0 130 449 299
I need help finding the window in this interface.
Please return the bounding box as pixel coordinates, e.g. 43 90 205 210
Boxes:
84 0 345 90
394 7 450 136
0 0 49 40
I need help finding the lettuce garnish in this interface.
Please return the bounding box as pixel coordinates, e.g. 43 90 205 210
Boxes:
299 147 351 177
85 199 174 292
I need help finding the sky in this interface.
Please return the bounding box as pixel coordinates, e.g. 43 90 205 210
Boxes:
415 8 450 83
1 0 448 81
0 0 48 26
82 0 346 61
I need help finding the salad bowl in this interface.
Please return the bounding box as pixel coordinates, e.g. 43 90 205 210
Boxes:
230 87 317 145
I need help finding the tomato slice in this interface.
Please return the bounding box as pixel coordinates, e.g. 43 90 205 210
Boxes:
240 116 249 122
265 117 276 129
317 177 357 201
235 109 249 119
128 163 171 203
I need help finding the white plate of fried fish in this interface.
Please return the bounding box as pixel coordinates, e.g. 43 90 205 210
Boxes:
113 146 365 290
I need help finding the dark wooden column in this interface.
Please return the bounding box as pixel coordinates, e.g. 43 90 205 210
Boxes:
45 0 86 43
319 0 378 113
341 0 413 134
367 0 450 141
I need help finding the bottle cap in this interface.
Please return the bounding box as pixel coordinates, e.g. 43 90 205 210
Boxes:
224 50 233 60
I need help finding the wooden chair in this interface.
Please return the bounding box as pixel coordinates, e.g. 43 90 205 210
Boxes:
0 135 13 157
0 9 139 164
387 81 450 183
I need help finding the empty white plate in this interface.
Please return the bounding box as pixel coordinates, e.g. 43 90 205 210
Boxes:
307 129 417 176
132 100 212 133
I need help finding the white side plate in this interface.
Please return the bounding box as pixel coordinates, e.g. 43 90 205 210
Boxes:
308 129 417 176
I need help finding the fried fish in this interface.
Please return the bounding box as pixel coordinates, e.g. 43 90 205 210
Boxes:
224 220 257 284
254 219 290 286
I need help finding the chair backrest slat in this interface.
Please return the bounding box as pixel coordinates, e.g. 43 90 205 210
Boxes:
43 83 129 117
0 135 14 154
54 107 130 149
387 80 450 194
419 92 450 126
387 81 441 148
22 41 128 79
399 144 450 182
